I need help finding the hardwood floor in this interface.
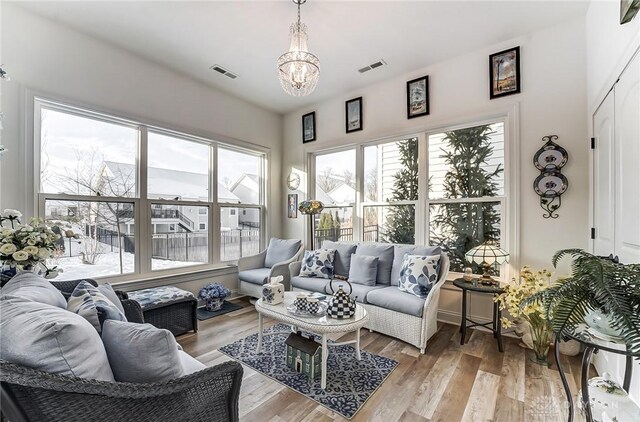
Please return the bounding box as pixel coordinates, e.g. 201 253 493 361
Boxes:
178 298 585 422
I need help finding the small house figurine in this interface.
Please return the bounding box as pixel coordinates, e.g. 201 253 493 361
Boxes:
285 332 322 379
261 276 285 305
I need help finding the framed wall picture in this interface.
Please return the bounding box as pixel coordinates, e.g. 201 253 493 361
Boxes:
345 97 363 133
489 46 521 99
406 75 429 119
302 111 316 143
620 0 640 24
287 194 298 218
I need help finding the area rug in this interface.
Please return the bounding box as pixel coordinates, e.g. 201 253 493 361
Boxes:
219 323 398 419
196 301 243 320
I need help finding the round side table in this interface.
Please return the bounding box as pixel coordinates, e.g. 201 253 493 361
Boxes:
452 278 505 352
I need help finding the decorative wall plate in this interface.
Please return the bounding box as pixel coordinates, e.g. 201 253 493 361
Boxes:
533 135 569 219
533 138 568 171
533 171 568 198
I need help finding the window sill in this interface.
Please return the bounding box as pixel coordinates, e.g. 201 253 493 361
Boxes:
111 264 238 292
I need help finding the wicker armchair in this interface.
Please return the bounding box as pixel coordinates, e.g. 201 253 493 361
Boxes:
49 279 144 323
0 360 243 422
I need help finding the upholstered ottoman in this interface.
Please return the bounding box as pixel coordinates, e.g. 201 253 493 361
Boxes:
128 286 198 336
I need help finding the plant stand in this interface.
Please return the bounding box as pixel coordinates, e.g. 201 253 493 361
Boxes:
554 324 638 422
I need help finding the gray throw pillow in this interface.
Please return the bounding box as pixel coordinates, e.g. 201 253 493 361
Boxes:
101 320 185 383
356 244 394 284
1 272 67 309
67 281 127 333
97 283 125 315
0 296 115 381
264 238 302 268
321 241 357 278
348 255 379 286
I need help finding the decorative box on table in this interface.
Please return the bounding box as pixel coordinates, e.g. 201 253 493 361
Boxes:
285 332 322 379
261 276 285 305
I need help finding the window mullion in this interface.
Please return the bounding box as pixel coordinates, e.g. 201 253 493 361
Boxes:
416 131 429 246
354 145 364 242
210 144 219 265
138 126 150 275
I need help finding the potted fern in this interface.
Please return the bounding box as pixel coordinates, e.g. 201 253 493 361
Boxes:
525 249 640 356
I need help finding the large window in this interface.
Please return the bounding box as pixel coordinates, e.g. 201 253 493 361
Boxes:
427 123 505 273
217 147 264 261
36 99 267 281
311 120 510 277
313 150 356 248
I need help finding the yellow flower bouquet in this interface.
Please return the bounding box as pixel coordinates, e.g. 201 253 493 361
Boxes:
495 266 553 364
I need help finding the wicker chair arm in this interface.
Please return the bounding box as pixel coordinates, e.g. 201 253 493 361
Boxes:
237 250 267 272
49 278 99 298
1 360 243 421
289 261 302 280
120 299 144 323
268 245 304 291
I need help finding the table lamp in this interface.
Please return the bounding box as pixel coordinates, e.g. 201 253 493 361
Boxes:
465 243 509 285
298 200 324 249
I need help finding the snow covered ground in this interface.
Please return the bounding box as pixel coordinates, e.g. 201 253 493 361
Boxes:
54 251 203 280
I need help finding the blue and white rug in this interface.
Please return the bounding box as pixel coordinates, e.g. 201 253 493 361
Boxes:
219 323 398 419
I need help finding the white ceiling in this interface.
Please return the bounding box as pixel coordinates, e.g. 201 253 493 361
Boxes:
15 1 589 114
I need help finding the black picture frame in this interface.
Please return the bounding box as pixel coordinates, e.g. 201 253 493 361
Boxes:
302 111 316 143
489 46 521 99
345 97 363 133
406 75 430 119
620 0 640 24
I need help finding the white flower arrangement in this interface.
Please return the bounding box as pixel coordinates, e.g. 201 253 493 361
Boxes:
0 209 63 279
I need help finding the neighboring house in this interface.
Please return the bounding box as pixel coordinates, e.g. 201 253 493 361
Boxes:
229 173 261 229
96 161 242 234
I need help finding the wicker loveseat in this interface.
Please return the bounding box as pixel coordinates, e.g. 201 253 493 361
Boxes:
0 277 243 422
289 241 450 354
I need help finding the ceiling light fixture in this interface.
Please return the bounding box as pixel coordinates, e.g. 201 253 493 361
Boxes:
277 0 320 97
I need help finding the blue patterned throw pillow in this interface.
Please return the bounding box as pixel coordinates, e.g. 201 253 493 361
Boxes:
398 254 441 298
299 249 336 279
67 281 127 333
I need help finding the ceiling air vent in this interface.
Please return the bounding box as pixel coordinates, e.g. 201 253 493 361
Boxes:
358 59 387 74
209 65 238 79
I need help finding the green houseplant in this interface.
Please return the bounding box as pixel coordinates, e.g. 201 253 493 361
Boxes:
525 249 640 355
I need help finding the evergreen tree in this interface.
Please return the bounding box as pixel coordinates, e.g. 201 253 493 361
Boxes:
383 138 419 244
430 125 503 272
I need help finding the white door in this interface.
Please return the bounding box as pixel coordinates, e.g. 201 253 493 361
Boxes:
592 92 616 256
614 52 640 264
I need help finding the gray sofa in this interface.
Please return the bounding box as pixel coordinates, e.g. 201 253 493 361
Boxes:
238 238 303 298
289 241 450 353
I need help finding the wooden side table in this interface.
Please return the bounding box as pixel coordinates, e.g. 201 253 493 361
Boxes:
453 278 505 352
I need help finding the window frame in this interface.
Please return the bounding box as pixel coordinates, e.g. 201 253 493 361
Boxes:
307 110 519 282
34 97 268 284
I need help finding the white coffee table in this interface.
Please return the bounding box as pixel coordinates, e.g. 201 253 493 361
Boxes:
255 291 369 390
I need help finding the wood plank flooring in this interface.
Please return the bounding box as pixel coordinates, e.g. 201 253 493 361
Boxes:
177 298 586 422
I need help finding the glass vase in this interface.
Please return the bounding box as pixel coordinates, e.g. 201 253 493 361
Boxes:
530 322 552 366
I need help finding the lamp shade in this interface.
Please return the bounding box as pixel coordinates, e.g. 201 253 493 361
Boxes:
465 244 510 266
298 200 324 215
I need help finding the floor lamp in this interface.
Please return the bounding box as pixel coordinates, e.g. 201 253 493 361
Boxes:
298 200 324 249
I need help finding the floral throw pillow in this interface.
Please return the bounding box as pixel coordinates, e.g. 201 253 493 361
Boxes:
398 254 441 298
299 249 336 279
67 281 127 333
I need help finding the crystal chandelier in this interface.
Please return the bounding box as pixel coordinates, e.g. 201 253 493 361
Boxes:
277 0 320 97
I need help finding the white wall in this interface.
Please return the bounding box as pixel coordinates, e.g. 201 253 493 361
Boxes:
586 0 640 113
585 0 640 405
0 3 282 239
